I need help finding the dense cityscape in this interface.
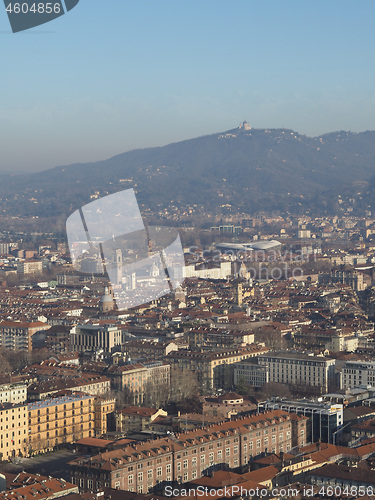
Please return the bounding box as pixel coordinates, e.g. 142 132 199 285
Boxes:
0 211 374 499
2 0 375 499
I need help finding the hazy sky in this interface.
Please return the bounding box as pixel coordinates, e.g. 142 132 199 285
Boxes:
1 0 375 172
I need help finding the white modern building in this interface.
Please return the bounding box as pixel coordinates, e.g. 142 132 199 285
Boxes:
0 383 27 404
258 352 336 393
341 360 375 390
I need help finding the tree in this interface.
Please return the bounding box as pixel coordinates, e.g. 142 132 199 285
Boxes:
235 375 253 396
170 367 200 402
254 327 288 350
143 378 170 408
260 382 291 400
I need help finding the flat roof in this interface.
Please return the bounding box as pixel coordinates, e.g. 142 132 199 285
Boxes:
28 393 92 410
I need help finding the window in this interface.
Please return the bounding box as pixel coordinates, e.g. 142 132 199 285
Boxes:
147 469 153 479
256 439 261 448
225 448 230 456
183 459 188 469
192 457 197 466
201 455 205 464
137 472 143 482
166 464 171 474
177 462 181 472
128 475 133 485
157 467 162 477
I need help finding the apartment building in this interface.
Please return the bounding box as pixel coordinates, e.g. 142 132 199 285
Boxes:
28 393 95 454
0 403 28 460
0 320 50 351
341 360 375 389
234 360 269 388
166 345 268 391
28 374 111 399
0 382 27 404
0 477 79 499
115 406 168 433
187 327 255 348
17 260 43 276
108 362 170 405
123 340 179 361
70 410 307 493
93 397 116 435
258 352 336 394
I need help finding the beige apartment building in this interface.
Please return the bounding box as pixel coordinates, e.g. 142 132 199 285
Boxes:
166 345 268 390
17 260 43 276
28 394 96 454
0 403 28 460
93 396 116 435
0 394 114 460
115 406 167 434
108 362 170 405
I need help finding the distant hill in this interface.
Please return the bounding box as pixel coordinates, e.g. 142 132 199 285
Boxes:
2 126 375 220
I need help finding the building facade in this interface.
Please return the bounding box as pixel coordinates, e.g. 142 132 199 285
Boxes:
0 382 27 404
0 403 28 460
17 260 43 276
0 320 50 351
70 410 307 493
234 360 269 388
341 360 375 389
259 400 343 444
70 324 123 353
108 362 170 405
166 345 268 391
258 352 336 394
28 394 95 454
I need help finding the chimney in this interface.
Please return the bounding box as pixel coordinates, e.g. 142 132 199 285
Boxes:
280 451 284 468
